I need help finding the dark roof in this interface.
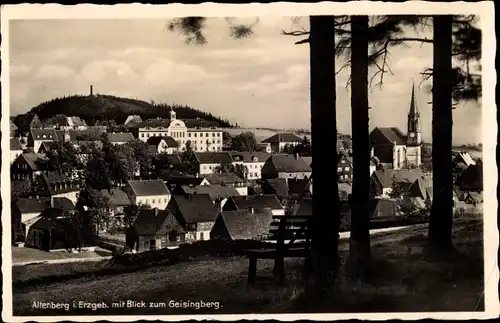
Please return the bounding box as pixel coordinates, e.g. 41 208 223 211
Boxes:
456 164 483 191
288 178 311 195
147 136 178 147
300 156 312 167
132 208 184 235
18 153 48 171
372 127 407 145
338 182 353 195
294 198 312 216
171 194 219 224
10 120 18 131
30 208 71 230
38 141 57 152
372 169 424 188
107 132 134 143
10 138 22 150
229 195 283 211
100 188 131 206
15 198 50 213
195 152 234 164
218 208 273 240
184 118 219 129
128 179 170 196
370 198 398 218
203 172 245 185
266 154 312 173
261 133 303 144
166 154 182 165
180 184 240 201
68 129 106 141
229 151 272 163
132 118 171 129
30 128 59 141
51 197 76 210
167 176 208 188
264 178 289 198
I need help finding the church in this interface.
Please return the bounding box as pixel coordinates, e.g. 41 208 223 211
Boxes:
370 84 422 170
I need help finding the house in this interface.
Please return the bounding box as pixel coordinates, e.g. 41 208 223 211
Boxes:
147 136 180 154
223 195 284 216
25 208 96 251
261 133 303 153
230 151 271 180
462 191 483 206
175 184 240 211
10 120 18 138
369 169 424 197
27 128 61 152
10 138 23 164
100 188 131 217
11 153 48 181
291 198 351 219
37 141 58 154
68 128 106 142
165 175 210 191
125 179 171 209
123 115 143 128
300 156 312 168
261 154 312 181
261 178 289 203
369 198 399 220
370 85 422 169
210 208 274 241
287 178 312 200
25 113 44 129
168 194 219 242
405 177 432 200
257 142 272 153
203 172 248 195
11 198 51 242
107 132 134 145
194 152 234 175
125 208 185 252
337 154 353 182
456 164 483 191
35 171 81 204
453 151 476 167
60 116 88 130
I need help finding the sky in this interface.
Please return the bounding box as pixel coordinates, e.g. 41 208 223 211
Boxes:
9 17 482 144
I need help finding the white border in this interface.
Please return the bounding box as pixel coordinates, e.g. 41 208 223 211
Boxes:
1 2 498 322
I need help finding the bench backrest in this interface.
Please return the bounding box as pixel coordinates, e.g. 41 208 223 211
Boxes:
267 215 311 251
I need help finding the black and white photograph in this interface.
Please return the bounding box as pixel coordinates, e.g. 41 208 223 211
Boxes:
1 2 498 321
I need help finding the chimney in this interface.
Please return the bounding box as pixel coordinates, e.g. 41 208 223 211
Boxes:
90 85 93 96
153 208 159 217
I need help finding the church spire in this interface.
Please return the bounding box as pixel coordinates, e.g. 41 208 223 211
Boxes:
407 81 421 146
408 80 419 119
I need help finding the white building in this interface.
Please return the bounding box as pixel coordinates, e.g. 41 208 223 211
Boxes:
230 151 271 180
125 179 172 210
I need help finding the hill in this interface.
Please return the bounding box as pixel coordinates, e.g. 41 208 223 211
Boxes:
14 94 233 131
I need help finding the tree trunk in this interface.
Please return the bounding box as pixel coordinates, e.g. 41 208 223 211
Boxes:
427 15 455 255
347 15 372 278
306 15 340 295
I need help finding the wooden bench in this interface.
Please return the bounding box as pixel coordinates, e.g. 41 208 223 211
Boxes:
245 215 311 285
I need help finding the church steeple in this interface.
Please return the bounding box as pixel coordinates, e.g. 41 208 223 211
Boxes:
407 82 421 146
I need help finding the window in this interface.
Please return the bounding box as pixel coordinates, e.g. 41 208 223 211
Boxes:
194 133 197 137
200 232 205 240
340 175 344 180
141 133 145 138
212 133 215 137
188 133 191 137
205 133 209 137
217 133 221 137
212 139 215 144
344 167 349 171
152 199 156 203
337 167 342 172
217 140 220 144
164 198 168 203
145 199 149 204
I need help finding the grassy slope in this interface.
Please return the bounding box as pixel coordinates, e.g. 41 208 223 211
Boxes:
12 218 483 315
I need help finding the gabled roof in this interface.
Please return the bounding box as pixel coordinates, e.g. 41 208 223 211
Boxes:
454 152 476 167
100 188 131 206
30 208 68 230
51 197 76 210
16 153 48 171
228 194 283 211
456 164 483 191
229 151 272 163
68 129 106 141
195 152 234 164
127 179 170 196
370 198 398 218
300 156 312 167
171 194 219 224
10 120 18 131
266 154 312 173
67 116 87 127
124 115 143 126
167 176 208 188
371 127 407 145
203 172 245 185
107 132 134 143
132 118 171 129
38 141 57 152
263 178 289 198
261 133 303 144
218 208 273 240
372 169 424 188
147 136 179 148
10 138 23 151
180 184 240 201
132 208 184 235
30 128 59 141
15 198 50 214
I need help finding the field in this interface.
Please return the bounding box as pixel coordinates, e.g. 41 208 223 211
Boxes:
11 247 112 265
12 218 483 316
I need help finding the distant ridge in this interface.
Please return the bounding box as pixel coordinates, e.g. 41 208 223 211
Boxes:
14 94 233 130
